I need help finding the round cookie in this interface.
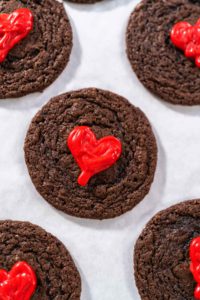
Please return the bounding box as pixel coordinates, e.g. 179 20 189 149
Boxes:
24 88 157 220
134 199 200 300
0 0 72 99
0 220 81 299
126 0 200 105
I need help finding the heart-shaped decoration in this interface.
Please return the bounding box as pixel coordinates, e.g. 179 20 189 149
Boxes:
0 8 33 63
67 126 122 186
171 19 200 67
190 237 200 299
0 261 37 300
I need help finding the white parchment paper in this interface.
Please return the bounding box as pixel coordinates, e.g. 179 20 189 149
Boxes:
1 0 200 299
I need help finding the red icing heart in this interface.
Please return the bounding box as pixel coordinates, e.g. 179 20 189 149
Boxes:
0 261 37 300
67 126 122 186
171 19 200 67
0 8 33 63
190 237 200 299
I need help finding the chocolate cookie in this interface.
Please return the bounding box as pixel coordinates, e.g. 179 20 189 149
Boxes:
134 199 200 300
0 220 81 299
0 0 72 99
126 0 200 105
24 88 157 220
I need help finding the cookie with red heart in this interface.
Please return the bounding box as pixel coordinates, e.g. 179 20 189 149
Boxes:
126 0 200 105
0 0 72 99
24 88 157 219
134 199 200 300
0 220 81 300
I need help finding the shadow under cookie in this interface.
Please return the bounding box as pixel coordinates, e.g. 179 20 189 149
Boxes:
66 0 103 3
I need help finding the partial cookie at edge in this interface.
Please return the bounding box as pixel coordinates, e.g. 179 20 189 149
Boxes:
0 0 72 99
0 220 81 299
126 0 200 105
134 199 200 299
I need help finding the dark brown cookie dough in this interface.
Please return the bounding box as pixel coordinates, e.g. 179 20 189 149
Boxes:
134 199 200 300
126 0 200 105
0 220 81 299
0 0 72 99
24 88 157 220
